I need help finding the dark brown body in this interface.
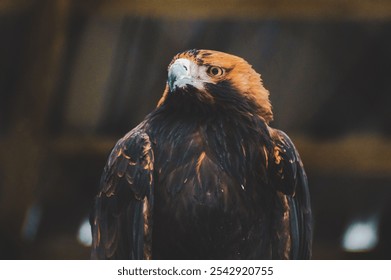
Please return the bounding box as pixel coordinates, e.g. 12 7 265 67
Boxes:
150 107 274 259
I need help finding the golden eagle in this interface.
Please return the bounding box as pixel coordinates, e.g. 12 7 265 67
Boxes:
91 49 312 259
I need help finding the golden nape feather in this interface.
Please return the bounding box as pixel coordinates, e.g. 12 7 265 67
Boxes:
91 49 312 259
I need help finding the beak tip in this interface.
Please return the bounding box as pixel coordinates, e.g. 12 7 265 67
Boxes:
167 59 190 92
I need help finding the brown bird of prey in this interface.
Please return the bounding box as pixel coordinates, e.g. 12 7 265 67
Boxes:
91 49 312 259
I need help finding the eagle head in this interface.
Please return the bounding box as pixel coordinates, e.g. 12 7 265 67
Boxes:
158 49 273 123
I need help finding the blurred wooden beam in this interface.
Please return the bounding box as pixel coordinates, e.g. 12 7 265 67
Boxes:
3 0 391 20
85 0 391 21
51 134 116 158
48 133 391 178
293 134 391 177
0 0 36 14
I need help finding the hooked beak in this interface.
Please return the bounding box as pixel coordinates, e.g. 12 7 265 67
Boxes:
165 58 214 104
168 59 192 92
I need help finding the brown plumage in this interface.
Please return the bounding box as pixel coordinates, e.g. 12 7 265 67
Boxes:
91 49 312 259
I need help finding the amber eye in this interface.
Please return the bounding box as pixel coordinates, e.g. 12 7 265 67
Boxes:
207 66 225 77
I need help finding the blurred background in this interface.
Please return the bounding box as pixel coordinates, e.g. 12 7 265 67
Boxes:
0 0 390 259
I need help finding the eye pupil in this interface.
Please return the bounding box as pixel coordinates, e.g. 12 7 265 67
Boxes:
208 66 224 76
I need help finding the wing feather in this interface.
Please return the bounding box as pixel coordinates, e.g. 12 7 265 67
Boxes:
269 128 312 259
91 125 154 259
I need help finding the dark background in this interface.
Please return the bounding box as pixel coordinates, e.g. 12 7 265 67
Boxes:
0 0 390 259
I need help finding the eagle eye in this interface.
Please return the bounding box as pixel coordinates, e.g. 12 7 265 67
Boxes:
207 66 225 77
